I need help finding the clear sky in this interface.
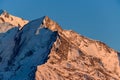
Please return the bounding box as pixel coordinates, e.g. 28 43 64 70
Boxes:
0 0 120 51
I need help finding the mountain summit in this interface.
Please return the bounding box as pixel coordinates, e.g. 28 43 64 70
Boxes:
0 10 120 80
0 10 28 32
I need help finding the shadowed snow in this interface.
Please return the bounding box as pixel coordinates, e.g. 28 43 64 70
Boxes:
0 17 58 80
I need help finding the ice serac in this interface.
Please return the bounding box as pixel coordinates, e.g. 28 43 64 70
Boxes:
36 17 120 80
0 10 28 33
0 16 58 80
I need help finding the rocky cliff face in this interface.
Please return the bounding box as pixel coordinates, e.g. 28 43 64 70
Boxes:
0 11 120 80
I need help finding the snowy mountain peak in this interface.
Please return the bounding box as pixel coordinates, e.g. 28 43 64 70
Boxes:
0 16 58 80
42 16 63 32
0 10 28 33
0 13 120 80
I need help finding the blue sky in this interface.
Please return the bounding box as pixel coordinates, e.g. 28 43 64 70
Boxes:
0 0 120 51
